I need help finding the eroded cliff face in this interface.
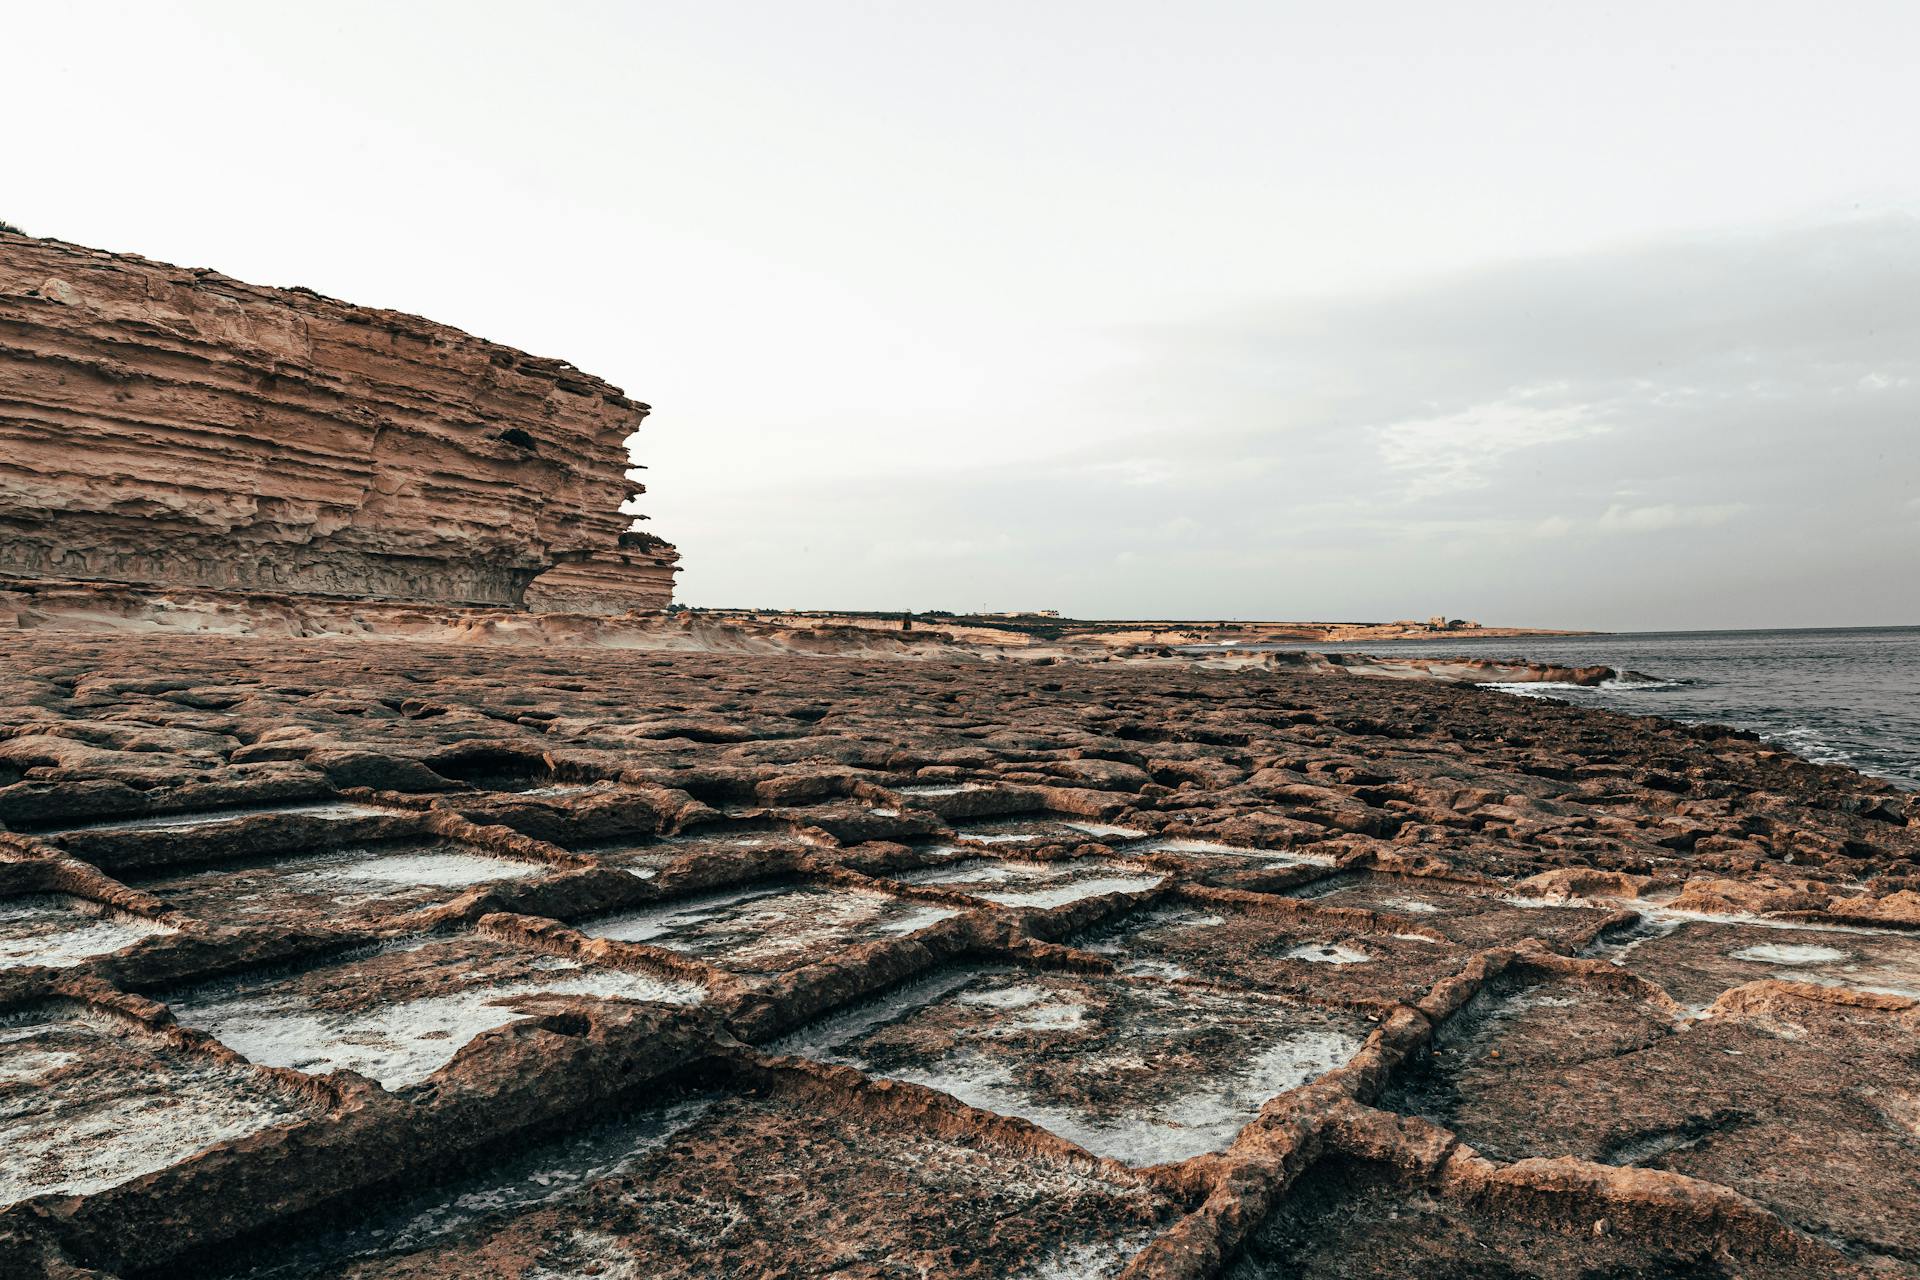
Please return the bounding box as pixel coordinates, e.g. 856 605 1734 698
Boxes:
0 233 676 609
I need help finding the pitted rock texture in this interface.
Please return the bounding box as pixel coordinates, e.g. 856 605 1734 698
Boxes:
0 233 676 608
0 632 1916 1278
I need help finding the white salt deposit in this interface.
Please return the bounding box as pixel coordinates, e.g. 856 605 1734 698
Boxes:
524 1230 646 1280
771 968 985 1060
586 885 788 945
251 1096 718 1272
980 876 1163 909
897 784 982 796
902 859 1163 908
873 904 963 937
1019 1239 1148 1279
0 1012 309 1205
585 886 955 973
0 896 172 970
175 957 702 1090
902 860 1024 887
1117 959 1194 981
1130 838 1333 866
1063 822 1149 840
868 1018 1359 1167
957 820 1146 845
1728 943 1853 966
1279 942 1371 965
957 984 1048 1011
805 972 1364 1167
48 801 386 834
287 848 545 891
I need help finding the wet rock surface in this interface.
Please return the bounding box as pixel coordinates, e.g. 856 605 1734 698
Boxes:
0 631 1916 1276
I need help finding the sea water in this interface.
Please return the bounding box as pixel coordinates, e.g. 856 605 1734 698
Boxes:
1198 627 1920 790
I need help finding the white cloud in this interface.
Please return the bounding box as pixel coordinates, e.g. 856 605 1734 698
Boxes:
1083 458 1176 487
1596 502 1746 533
1375 400 1608 498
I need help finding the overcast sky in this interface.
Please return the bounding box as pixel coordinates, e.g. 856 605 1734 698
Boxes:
8 2 1918 628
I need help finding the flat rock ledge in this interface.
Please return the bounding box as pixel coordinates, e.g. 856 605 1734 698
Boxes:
0 630 1915 1277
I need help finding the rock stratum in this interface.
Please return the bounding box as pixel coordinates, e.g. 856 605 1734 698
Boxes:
0 233 676 609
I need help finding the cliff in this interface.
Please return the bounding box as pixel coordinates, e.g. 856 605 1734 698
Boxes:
0 233 676 609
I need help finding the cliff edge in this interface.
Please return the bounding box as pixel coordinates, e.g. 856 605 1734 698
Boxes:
0 233 677 609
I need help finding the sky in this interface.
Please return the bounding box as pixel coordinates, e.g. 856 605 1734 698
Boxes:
6 1 1918 629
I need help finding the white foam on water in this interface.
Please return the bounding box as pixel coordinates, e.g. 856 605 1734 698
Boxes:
1729 943 1852 966
175 959 702 1089
0 896 173 969
1483 681 1589 698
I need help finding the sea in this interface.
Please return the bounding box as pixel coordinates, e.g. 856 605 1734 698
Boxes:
1196 627 1920 791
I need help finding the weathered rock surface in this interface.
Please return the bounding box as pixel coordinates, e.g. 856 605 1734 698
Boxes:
0 233 675 608
1 632 1916 1277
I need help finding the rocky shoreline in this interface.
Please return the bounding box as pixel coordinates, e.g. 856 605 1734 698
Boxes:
1 630 1915 1278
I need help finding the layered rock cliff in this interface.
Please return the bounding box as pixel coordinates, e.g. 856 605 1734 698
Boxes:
0 233 676 609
